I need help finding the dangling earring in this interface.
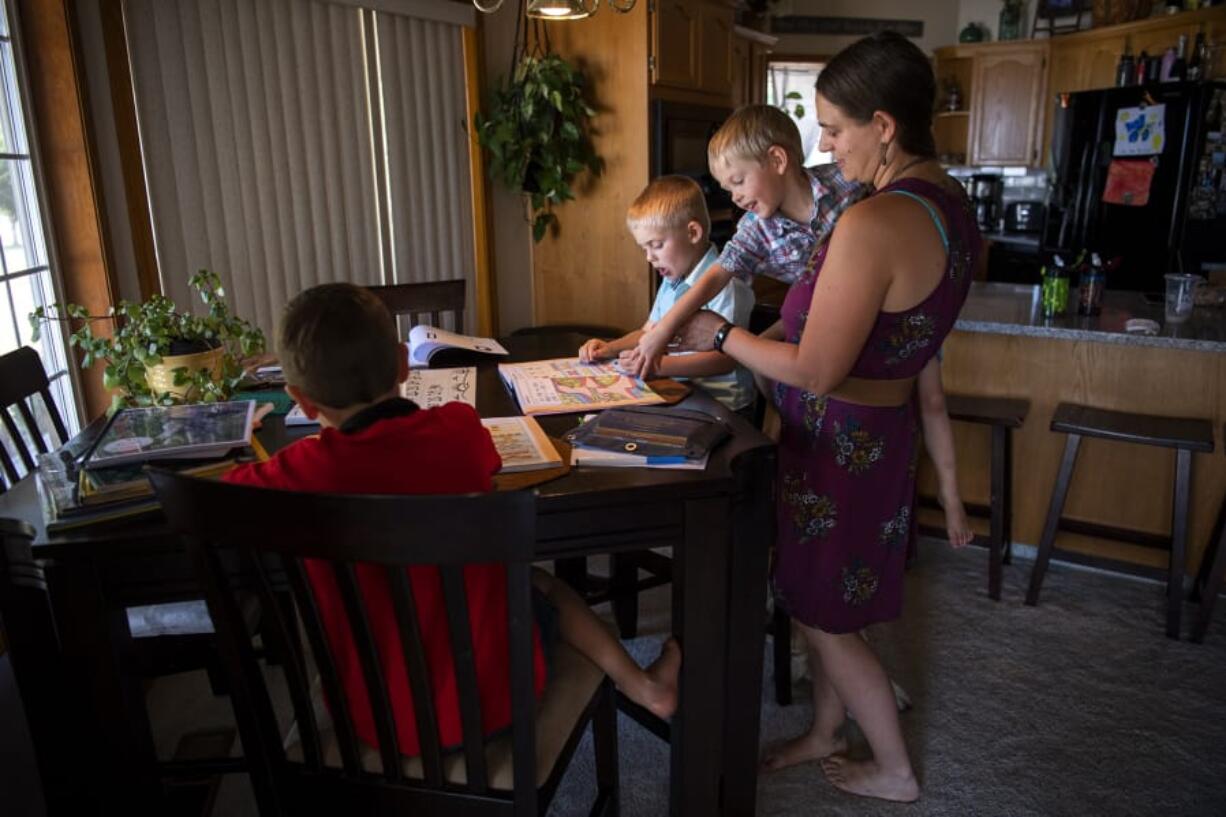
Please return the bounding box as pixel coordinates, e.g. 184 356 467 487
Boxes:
879 141 890 167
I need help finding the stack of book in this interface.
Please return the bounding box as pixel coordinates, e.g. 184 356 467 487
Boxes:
36 401 260 533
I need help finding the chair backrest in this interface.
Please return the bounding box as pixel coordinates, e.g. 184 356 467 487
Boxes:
366 280 466 339
148 470 541 816
0 347 70 489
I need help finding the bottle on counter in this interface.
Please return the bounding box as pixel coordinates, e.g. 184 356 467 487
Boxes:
1147 50 1163 83
1042 256 1071 318
1136 50 1151 84
1078 253 1106 316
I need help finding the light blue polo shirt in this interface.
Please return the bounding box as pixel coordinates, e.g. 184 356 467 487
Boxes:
649 244 755 411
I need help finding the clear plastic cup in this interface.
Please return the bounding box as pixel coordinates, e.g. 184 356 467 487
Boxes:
1164 273 1201 323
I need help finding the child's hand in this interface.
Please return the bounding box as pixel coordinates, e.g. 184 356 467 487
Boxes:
579 338 610 363
617 349 655 379
633 325 669 379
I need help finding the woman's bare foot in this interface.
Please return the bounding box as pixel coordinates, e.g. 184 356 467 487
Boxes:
760 730 848 772
636 638 681 719
820 756 919 803
938 487 974 548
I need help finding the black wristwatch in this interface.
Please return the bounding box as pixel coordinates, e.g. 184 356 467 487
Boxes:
713 320 736 352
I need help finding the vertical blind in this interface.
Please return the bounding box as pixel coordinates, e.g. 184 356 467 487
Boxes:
123 0 476 336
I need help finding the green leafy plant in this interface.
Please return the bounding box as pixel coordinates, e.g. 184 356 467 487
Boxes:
29 270 265 413
782 90 805 120
475 54 603 242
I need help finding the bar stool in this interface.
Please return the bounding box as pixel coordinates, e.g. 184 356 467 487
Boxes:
1025 403 1215 640
1189 423 1226 643
918 394 1030 601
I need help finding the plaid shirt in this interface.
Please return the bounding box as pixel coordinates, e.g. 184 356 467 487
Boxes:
717 164 867 284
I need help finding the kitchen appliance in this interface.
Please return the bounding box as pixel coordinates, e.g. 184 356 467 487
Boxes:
650 100 735 246
969 173 1003 232
1005 200 1046 233
1044 81 1226 292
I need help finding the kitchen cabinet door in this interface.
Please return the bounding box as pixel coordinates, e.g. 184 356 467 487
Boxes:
651 0 699 89
968 45 1048 167
697 3 733 96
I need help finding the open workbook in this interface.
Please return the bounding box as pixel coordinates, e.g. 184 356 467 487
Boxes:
286 367 477 425
407 325 507 368
481 416 562 473
498 358 666 416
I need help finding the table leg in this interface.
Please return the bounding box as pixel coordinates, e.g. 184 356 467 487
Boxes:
670 496 730 817
47 559 165 812
721 454 774 816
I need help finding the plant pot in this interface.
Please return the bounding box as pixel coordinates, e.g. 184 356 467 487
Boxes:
145 344 224 400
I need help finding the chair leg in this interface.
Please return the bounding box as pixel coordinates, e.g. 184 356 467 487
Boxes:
609 553 640 639
1002 428 1015 566
1191 495 1226 644
1191 492 1226 603
988 426 1006 601
1026 433 1082 606
1167 449 1192 640
555 558 589 596
590 679 620 817
772 606 792 706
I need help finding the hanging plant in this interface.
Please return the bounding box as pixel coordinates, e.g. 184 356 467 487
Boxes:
475 53 603 242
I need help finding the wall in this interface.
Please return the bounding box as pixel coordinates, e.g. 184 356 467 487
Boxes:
478 10 536 334
769 0 961 56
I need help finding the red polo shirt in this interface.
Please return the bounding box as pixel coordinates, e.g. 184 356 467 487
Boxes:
225 398 546 756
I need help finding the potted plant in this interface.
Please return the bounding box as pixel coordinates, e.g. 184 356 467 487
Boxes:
475 53 603 242
29 269 265 413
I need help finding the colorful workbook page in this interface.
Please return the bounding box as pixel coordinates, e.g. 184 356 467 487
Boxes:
85 401 254 468
407 325 507 368
497 358 665 416
481 416 563 473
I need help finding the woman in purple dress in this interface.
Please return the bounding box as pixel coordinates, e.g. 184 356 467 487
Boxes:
673 32 979 802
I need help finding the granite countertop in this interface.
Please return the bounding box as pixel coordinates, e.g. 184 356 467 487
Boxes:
955 282 1226 353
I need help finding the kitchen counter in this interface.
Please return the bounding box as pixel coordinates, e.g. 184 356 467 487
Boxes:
956 282 1226 353
926 282 1225 584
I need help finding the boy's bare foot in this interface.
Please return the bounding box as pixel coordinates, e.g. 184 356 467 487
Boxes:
820 756 919 803
760 730 848 772
639 638 681 719
938 488 974 548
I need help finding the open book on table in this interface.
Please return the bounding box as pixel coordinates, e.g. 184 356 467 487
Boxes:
408 325 507 368
481 416 562 473
285 367 478 426
85 401 255 468
498 358 666 417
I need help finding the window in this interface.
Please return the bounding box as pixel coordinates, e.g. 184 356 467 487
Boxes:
767 60 831 167
0 0 79 456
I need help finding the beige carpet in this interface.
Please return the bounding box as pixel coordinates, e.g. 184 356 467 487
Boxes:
144 541 1226 816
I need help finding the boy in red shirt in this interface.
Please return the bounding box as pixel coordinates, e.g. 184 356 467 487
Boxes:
226 283 680 757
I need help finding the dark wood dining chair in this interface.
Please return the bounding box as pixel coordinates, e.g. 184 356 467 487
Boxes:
0 346 71 490
367 280 467 337
150 471 619 817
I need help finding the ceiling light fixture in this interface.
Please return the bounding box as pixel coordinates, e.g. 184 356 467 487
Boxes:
472 0 635 20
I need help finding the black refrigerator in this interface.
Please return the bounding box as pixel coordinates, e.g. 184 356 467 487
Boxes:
1043 81 1226 292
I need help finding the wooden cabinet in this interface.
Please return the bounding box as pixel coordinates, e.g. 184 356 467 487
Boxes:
650 0 734 103
968 44 1048 167
934 42 1046 168
731 24 775 108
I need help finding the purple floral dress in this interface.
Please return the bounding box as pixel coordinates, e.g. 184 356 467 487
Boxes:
772 178 978 633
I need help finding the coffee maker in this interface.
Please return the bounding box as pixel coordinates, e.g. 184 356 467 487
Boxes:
969 173 1003 233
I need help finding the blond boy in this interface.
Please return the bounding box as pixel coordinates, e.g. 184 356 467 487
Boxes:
578 175 756 414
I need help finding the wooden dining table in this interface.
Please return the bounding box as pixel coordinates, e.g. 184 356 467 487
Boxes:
0 331 776 816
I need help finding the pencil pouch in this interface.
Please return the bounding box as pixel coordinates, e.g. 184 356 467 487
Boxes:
564 406 730 459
